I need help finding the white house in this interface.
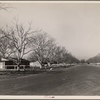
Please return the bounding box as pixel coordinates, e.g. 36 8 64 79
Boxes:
0 58 30 70
30 61 42 69
0 58 8 70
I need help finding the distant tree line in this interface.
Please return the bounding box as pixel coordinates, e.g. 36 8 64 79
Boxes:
28 33 79 65
87 53 100 63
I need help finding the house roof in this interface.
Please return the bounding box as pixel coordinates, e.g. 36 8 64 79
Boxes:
0 58 30 62
0 58 9 62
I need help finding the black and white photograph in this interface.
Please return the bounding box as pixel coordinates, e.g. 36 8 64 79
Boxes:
0 1 100 99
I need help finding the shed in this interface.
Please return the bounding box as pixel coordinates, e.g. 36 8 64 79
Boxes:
0 58 30 70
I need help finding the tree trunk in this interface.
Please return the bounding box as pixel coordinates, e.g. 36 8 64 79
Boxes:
17 64 20 71
23 65 25 71
44 65 47 71
41 63 46 71
44 63 47 71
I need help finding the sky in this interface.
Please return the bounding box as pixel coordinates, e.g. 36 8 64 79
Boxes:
0 2 100 60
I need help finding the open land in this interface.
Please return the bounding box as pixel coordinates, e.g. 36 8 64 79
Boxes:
0 64 100 95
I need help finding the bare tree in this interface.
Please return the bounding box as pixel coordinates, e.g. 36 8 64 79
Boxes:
30 31 56 69
51 46 66 64
0 3 11 11
0 35 14 59
0 22 37 70
51 46 79 64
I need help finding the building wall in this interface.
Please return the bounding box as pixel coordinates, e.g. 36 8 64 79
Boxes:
0 59 30 70
0 62 5 69
30 61 42 68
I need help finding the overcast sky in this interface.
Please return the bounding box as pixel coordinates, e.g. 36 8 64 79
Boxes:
0 2 100 60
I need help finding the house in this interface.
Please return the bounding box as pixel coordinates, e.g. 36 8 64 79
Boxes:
30 61 42 70
0 58 30 70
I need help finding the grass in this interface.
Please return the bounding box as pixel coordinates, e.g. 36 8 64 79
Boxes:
0 64 75 80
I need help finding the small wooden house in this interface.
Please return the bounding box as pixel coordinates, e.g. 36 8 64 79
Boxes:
0 58 30 70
